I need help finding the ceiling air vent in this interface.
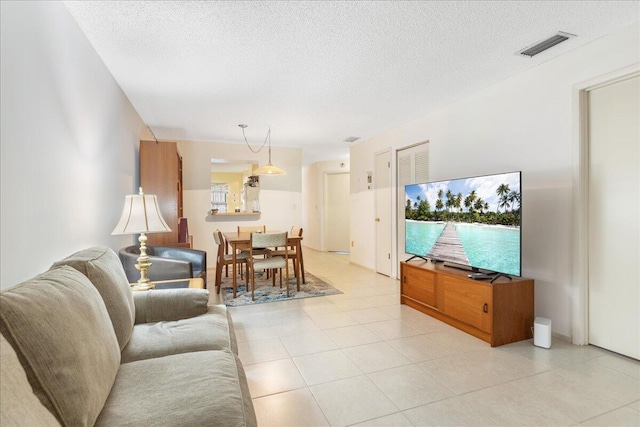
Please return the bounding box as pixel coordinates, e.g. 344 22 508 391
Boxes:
343 136 360 143
517 31 576 57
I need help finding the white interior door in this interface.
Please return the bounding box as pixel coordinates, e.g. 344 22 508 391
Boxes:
324 172 350 252
375 150 392 276
588 74 640 359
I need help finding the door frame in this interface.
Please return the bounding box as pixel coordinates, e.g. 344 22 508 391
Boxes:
571 63 640 345
323 171 350 252
374 149 392 276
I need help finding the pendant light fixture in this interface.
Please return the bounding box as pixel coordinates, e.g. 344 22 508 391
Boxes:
239 124 286 175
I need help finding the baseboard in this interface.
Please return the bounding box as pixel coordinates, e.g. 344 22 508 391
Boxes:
552 331 572 343
348 260 374 272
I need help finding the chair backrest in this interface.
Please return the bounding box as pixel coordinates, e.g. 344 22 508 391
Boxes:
291 226 303 237
178 217 189 243
213 229 223 246
213 230 225 262
251 231 287 250
239 225 266 233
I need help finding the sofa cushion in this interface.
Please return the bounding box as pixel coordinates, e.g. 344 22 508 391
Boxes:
0 267 121 427
132 288 209 324
122 305 238 363
51 246 135 351
0 333 60 426
96 350 257 427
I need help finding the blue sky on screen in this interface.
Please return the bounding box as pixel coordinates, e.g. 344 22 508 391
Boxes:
405 172 521 213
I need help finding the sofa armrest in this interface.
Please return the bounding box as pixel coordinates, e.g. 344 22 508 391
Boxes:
133 289 209 324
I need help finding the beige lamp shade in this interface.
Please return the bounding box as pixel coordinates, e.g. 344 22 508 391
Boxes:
253 163 286 176
112 188 171 235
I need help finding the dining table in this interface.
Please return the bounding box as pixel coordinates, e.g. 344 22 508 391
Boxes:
223 231 304 298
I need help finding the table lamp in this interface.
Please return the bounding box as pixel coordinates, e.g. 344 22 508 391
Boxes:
112 187 171 290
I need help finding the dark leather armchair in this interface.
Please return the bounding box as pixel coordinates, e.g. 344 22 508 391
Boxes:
119 245 207 285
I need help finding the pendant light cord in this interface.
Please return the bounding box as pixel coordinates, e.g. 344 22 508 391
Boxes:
241 125 270 154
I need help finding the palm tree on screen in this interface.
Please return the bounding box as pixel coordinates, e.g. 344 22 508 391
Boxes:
465 190 477 214
446 189 454 218
474 197 484 214
508 190 521 212
455 193 463 215
436 189 444 219
497 184 510 213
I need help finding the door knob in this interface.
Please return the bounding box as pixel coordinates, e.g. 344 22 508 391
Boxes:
375 217 380 222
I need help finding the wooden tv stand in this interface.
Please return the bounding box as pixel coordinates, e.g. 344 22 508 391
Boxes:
400 261 534 347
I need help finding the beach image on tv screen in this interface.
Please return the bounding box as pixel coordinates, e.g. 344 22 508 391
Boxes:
405 171 521 276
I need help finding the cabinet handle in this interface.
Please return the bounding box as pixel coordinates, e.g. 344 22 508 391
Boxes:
403 276 406 284
483 303 488 313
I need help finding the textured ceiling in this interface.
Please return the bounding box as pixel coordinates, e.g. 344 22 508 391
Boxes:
64 1 639 163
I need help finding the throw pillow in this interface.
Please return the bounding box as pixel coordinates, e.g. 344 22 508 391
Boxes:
51 246 135 350
0 266 120 427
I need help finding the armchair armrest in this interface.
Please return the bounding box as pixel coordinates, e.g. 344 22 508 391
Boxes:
146 256 193 281
133 289 209 324
119 246 193 282
153 246 207 281
153 246 206 272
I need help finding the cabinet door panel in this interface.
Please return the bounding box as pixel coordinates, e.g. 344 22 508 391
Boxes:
441 276 492 332
402 265 437 307
141 140 180 246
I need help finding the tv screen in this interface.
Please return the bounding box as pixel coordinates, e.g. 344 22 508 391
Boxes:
404 171 521 277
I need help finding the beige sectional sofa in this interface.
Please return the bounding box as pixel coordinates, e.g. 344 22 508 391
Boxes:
0 246 256 427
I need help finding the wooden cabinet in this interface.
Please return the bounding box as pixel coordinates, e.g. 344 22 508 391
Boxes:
403 266 437 308
400 261 534 347
440 275 493 333
140 140 183 246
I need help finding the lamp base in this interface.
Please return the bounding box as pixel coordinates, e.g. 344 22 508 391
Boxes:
131 280 155 291
132 232 155 291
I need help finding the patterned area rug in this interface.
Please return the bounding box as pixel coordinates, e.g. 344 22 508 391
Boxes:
220 271 342 307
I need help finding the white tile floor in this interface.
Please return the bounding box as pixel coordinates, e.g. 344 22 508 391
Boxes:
209 249 640 427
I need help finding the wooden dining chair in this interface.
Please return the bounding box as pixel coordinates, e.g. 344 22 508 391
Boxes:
271 226 305 287
247 232 289 301
237 225 268 252
213 230 249 295
237 224 270 264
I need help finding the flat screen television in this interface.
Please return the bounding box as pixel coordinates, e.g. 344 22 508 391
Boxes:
404 171 521 278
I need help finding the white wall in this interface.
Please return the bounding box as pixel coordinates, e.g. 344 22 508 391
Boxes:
350 23 640 339
302 160 350 251
0 2 147 289
177 139 302 261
